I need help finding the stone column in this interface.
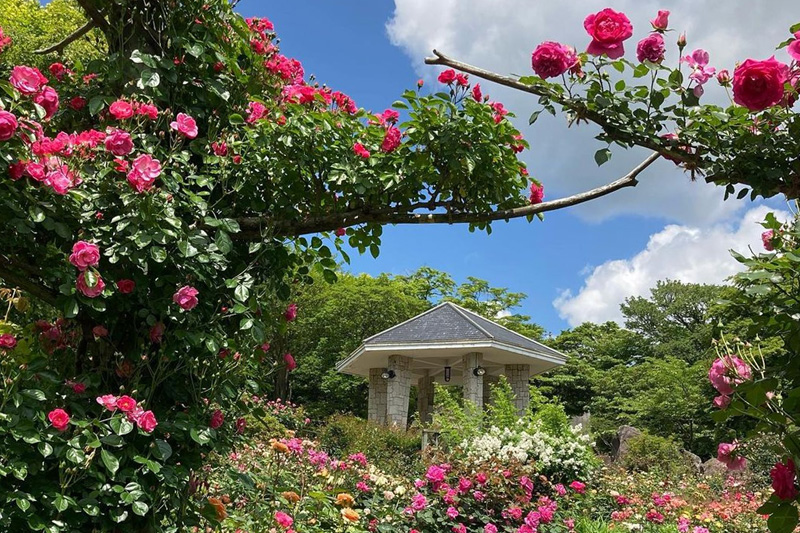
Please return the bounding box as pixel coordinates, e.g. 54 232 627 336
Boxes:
462 352 484 410
504 364 531 415
368 368 387 425
417 371 435 425
483 374 500 408
386 355 412 428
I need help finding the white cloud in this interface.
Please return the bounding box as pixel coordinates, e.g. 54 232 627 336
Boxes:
552 206 788 326
387 0 799 225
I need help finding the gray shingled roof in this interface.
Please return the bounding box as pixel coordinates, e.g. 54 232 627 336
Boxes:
364 302 563 359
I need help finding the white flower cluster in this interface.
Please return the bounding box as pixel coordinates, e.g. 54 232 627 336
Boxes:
461 422 595 479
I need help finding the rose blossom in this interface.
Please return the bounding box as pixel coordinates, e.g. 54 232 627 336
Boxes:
72 382 86 394
96 394 118 410
76 271 105 298
170 112 198 139
771 459 798 500
284 352 297 371
109 100 134 120
529 183 544 204
173 285 199 310
209 409 224 429
9 161 25 180
10 65 48 95
712 395 731 409
0 333 17 349
717 441 747 471
48 408 70 431
708 355 752 395
116 279 135 293
636 33 665 64
531 41 577 79
33 86 59 119
135 102 158 119
583 8 633 59
116 395 137 412
472 83 483 101
92 325 108 338
285 303 297 321
733 57 790 112
762 229 775 251
127 154 162 192
353 142 370 159
569 481 586 494
650 10 669 31
104 129 134 156
69 241 100 270
69 96 87 111
45 165 79 195
0 110 18 141
149 322 165 344
789 32 800 61
381 126 402 153
438 69 457 84
275 511 293 528
136 410 158 433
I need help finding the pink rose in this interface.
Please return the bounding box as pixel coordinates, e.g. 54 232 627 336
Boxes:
69 241 100 270
636 33 665 64
127 154 162 192
26 161 46 182
0 110 18 141
569 481 586 494
708 355 752 395
717 441 747 471
104 129 134 156
170 112 198 139
209 409 224 429
380 109 400 124
10 65 48 95
529 183 544 204
116 395 137 412
484 525 498 533
335 227 346 237
211 141 228 156
96 394 118 410
284 302 297 322
283 352 297 371
48 408 70 431
33 86 59 118
381 126 401 153
275 511 293 528
76 271 105 298
109 100 134 120
789 32 800 62
712 395 731 409
236 417 246 434
716 69 731 86
136 410 158 433
584 8 633 59
116 279 135 293
353 142 370 159
135 103 158 119
438 69 457 84
0 333 17 349
48 62 69 81
45 165 79 195
173 285 199 310
246 101 267 123
531 41 577 79
771 459 798 501
762 229 775 251
733 57 789 112
650 10 669 31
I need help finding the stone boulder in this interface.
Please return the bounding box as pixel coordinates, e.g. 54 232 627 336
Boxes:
702 458 728 477
611 425 642 462
681 449 703 474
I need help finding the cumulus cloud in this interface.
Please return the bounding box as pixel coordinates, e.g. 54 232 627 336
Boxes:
552 206 787 326
387 0 799 225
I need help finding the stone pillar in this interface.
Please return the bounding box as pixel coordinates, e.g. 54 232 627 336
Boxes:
483 374 500 408
505 364 531 415
417 371 434 425
462 352 484 410
368 368 387 425
386 355 412 428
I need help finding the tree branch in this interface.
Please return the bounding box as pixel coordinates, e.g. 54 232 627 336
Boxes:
237 153 661 239
0 256 59 307
74 0 109 31
34 20 96 55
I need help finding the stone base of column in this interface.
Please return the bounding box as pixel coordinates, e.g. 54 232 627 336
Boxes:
368 368 387 425
417 372 434 425
462 352 484 411
386 355 412 428
504 364 531 415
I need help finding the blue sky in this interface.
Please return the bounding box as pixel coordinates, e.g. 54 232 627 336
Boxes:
236 1 791 335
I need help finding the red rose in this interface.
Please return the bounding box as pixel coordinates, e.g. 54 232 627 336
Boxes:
529 183 544 204
69 96 87 111
48 62 69 81
0 110 18 141
9 161 26 180
771 459 798 501
72 382 86 394
531 41 577 79
584 8 633 59
109 99 134 120
437 69 457 84
353 143 370 159
116 395 137 412
48 408 70 431
209 409 224 429
92 325 108 338
116 279 135 294
0 333 17 349
149 322 165 344
732 57 789 111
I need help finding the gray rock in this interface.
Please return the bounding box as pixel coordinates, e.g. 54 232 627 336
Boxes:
682 450 703 474
611 425 642 462
702 458 728 477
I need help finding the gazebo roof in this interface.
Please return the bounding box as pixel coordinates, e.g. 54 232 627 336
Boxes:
336 302 567 383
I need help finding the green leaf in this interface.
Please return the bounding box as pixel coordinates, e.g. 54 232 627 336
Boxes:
138 70 160 89
594 148 612 166
131 501 149 516
101 449 120 476
21 389 46 401
88 96 106 116
215 230 232 254
53 494 69 512
229 113 244 125
16 497 30 512
110 417 135 436
190 428 211 445
153 439 172 461
66 447 85 464
768 504 799 533
38 442 53 458
239 317 254 330
150 247 167 263
528 110 542 125
234 284 249 302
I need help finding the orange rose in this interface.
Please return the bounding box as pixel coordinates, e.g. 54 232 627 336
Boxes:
270 439 290 453
282 491 301 503
335 493 355 507
341 508 359 522
207 497 227 520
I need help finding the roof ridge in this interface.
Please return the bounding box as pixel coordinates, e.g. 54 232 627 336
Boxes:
443 302 494 340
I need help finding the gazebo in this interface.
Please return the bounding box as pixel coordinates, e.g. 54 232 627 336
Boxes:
336 302 567 427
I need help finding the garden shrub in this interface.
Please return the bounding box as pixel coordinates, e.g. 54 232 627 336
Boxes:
620 432 691 476
316 414 422 477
